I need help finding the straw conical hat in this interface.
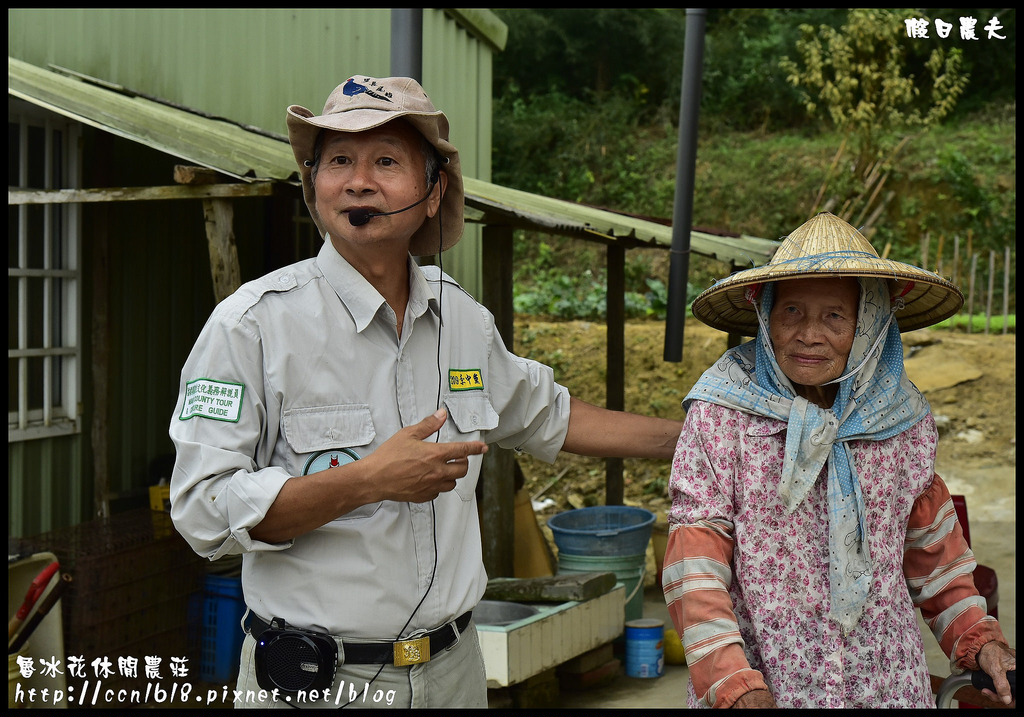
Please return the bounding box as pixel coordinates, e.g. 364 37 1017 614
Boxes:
691 212 964 335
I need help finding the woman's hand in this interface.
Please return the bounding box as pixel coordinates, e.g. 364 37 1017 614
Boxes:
732 689 777 708
976 640 1016 705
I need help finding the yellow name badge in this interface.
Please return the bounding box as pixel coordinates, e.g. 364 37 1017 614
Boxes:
449 369 484 392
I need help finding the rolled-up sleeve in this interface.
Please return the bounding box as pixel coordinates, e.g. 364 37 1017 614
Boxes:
169 306 292 560
904 473 1008 673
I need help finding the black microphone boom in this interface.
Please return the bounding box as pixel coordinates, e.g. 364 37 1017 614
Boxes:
348 208 373 226
347 178 438 227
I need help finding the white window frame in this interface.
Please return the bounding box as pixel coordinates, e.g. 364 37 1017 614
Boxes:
8 102 82 442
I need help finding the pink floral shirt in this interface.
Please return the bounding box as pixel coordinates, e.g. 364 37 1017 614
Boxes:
663 400 1004 708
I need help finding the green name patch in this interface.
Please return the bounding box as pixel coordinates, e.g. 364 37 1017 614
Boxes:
180 378 245 422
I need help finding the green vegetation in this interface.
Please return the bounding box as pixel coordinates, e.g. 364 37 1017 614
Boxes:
935 314 1016 334
491 9 1016 322
780 9 969 174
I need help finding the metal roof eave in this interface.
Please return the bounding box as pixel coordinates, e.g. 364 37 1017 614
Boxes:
9 57 296 183
463 176 779 263
9 57 779 266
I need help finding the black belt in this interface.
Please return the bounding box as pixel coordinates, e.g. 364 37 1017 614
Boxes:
248 611 473 666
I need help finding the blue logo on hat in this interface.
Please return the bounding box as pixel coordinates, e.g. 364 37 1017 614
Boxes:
343 78 392 102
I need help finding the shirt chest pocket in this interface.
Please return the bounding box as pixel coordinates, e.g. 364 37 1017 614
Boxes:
282 404 380 521
442 394 499 501
443 394 499 436
283 404 376 453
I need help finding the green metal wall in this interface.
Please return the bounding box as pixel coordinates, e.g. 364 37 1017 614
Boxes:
9 130 269 537
8 436 85 536
420 9 496 300
8 8 501 536
8 8 391 135
8 8 496 295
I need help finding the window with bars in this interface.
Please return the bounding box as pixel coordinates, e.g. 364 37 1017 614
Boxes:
8 102 82 442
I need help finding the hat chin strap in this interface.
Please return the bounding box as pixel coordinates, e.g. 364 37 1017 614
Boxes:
752 290 905 388
822 300 900 386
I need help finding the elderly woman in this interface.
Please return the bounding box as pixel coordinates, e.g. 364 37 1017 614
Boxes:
662 213 1015 709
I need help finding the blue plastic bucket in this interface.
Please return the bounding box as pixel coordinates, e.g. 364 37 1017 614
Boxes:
547 506 655 557
556 552 647 622
201 575 246 683
624 618 664 678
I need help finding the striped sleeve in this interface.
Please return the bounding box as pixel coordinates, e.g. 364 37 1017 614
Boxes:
904 473 1008 673
663 520 769 708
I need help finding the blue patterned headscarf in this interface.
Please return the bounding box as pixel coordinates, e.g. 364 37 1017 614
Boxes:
684 277 931 629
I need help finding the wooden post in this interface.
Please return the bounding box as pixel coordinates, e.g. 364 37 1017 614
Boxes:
1003 245 1010 335
91 132 113 520
480 223 516 577
950 235 960 332
92 209 111 519
920 231 930 270
935 233 945 274
967 253 978 333
203 199 242 302
606 243 625 507
966 230 973 269
174 165 242 303
985 250 995 334
952 235 960 286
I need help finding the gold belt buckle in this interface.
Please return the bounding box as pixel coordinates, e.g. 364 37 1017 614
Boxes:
393 636 431 666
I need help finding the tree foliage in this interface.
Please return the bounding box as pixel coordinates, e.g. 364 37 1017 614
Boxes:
699 8 849 132
493 8 688 108
779 9 970 171
490 8 1015 319
493 8 1014 133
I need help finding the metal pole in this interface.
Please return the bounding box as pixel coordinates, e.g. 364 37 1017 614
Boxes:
390 9 423 80
606 244 625 506
664 8 706 362
392 9 426 269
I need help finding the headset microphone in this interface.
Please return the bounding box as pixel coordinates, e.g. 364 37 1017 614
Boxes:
348 172 440 227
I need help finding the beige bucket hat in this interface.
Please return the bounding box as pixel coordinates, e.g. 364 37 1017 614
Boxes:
691 212 964 335
286 75 464 255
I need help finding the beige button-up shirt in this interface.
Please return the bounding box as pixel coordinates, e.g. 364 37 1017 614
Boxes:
169 240 570 638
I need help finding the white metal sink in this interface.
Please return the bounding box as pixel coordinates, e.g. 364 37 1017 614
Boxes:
475 584 625 687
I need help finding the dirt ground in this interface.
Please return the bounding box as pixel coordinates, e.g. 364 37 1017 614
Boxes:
513 320 1016 523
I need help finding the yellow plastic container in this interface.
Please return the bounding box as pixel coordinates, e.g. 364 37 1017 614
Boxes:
664 627 687 665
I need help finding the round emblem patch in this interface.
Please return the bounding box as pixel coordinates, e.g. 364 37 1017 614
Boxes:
302 448 359 475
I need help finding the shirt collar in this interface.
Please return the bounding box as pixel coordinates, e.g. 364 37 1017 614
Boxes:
316 239 440 333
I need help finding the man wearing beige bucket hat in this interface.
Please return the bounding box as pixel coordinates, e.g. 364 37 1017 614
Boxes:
661 212 1014 708
169 75 684 709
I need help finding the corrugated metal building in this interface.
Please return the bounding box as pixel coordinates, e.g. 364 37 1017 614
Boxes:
8 9 777 553
8 8 511 537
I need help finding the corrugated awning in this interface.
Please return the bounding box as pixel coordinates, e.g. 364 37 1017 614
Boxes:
9 57 296 183
9 56 778 265
462 176 778 263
